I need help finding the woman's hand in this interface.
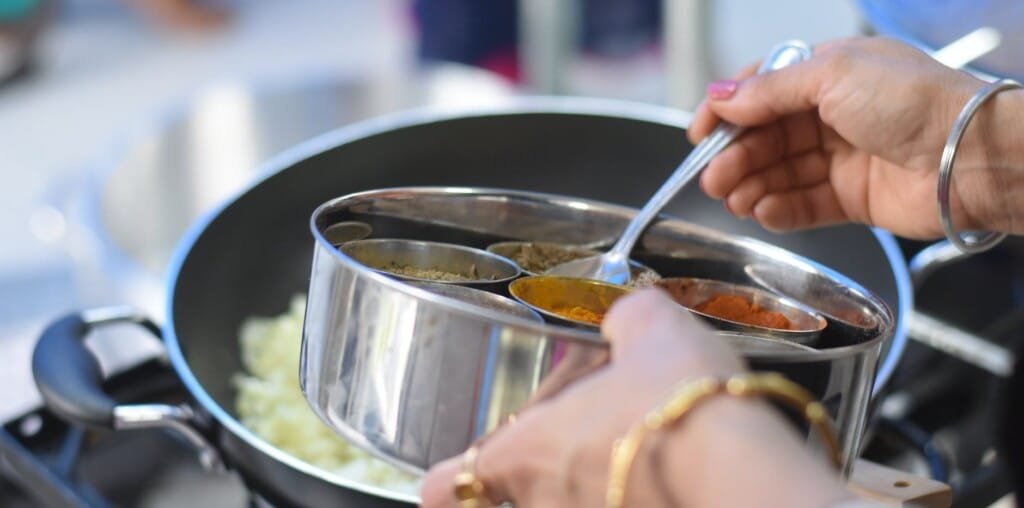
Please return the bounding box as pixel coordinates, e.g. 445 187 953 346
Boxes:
420 290 849 507
691 37 1024 239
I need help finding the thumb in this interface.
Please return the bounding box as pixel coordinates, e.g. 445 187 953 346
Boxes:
601 289 700 358
706 58 825 128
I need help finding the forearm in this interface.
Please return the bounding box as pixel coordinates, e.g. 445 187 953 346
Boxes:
956 88 1024 234
639 397 851 507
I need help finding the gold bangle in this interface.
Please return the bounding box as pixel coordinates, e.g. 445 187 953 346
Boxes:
606 372 842 508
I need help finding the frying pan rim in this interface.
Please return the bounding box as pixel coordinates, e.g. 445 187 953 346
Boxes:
162 96 912 501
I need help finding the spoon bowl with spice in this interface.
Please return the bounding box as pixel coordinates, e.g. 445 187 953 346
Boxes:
656 277 827 344
487 241 662 288
508 275 631 329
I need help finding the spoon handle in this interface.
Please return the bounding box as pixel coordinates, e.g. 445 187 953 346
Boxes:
607 40 813 259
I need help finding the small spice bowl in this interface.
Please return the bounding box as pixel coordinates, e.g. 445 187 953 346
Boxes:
487 241 661 287
322 220 373 246
744 263 880 333
656 277 827 344
508 275 631 329
340 239 521 286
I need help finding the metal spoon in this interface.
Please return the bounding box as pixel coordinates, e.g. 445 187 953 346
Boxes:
545 40 813 285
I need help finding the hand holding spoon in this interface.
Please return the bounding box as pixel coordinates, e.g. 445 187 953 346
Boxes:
546 40 813 285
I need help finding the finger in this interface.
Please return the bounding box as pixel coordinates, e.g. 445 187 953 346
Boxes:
420 457 464 508
688 62 761 143
420 426 522 507
687 99 715 144
751 182 849 232
705 58 826 128
702 128 782 200
724 151 830 218
602 289 697 358
700 113 821 199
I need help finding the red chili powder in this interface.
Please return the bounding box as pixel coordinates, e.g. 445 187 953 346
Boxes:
695 294 792 330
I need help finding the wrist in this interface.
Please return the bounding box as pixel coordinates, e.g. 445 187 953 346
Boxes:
645 395 849 507
953 87 1024 234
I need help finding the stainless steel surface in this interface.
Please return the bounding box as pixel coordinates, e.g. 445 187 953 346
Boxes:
303 241 592 475
87 65 512 317
546 40 813 285
654 277 827 344
409 282 542 322
937 79 1018 253
715 331 818 355
908 239 971 287
745 263 882 331
905 239 1016 374
323 221 373 246
113 403 225 472
906 311 1014 377
302 187 894 474
339 239 520 286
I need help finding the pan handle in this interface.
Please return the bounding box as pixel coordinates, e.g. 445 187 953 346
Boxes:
31 307 225 472
908 239 971 288
904 240 1016 377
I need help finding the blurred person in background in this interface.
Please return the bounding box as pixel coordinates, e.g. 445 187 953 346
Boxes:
412 0 660 84
412 0 1024 83
0 0 53 83
0 0 225 85
117 0 227 30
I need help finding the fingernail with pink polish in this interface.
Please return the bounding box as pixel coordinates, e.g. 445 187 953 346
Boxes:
707 80 738 100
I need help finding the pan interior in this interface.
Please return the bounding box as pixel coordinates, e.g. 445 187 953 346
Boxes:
169 109 905 482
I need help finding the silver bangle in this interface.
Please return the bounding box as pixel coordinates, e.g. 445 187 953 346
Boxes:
937 78 1022 254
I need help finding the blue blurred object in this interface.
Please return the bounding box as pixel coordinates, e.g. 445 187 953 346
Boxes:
413 0 517 68
857 0 1024 80
580 0 660 56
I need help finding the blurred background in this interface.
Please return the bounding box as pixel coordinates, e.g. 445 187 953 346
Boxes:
1 0 1022 506
0 0 865 417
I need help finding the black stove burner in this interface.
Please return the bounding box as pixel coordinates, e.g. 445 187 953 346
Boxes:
5 241 1023 507
0 360 247 508
859 239 1024 507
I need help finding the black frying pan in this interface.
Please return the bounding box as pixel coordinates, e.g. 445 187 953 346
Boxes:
33 101 912 507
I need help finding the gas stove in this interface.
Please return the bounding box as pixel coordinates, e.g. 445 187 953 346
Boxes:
2 241 1021 508
0 360 249 508
858 239 1024 508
